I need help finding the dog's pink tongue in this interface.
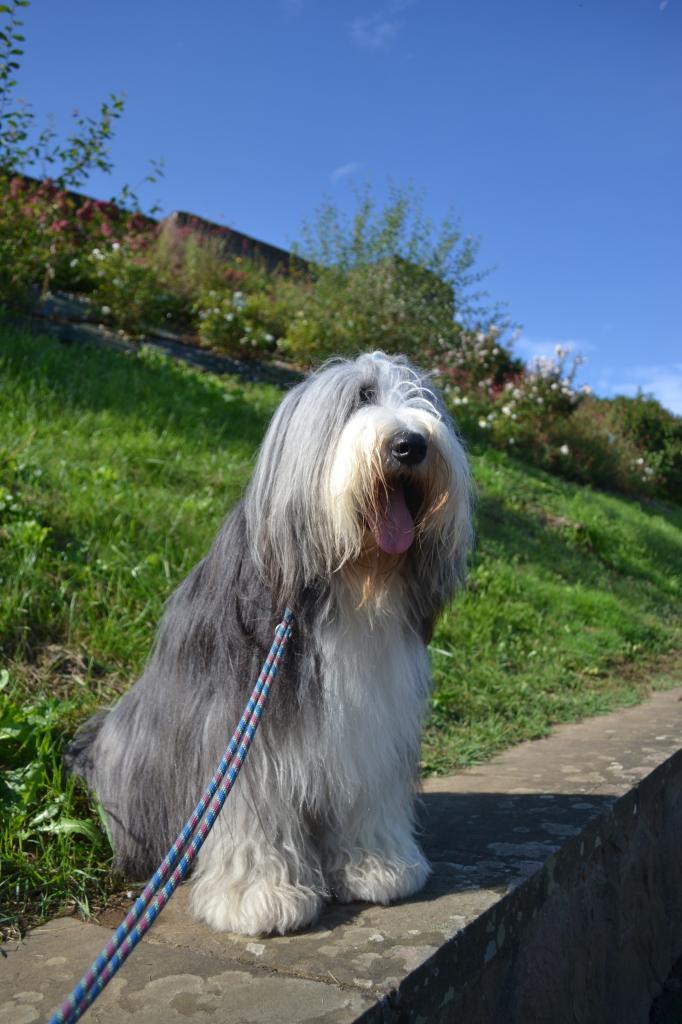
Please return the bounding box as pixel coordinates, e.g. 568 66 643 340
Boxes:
372 485 415 555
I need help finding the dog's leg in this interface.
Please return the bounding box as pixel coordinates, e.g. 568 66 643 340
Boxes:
191 787 324 936
323 778 430 905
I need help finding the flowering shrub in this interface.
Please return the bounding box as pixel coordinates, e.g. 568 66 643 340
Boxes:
194 288 285 356
149 225 254 301
435 326 522 401
85 242 187 335
0 0 160 307
591 394 682 501
484 346 587 449
0 174 152 306
536 399 664 497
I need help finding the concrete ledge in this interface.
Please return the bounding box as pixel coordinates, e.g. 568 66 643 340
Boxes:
5 293 303 387
2 686 682 1023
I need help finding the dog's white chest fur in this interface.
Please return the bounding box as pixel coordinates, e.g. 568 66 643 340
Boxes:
313 599 431 811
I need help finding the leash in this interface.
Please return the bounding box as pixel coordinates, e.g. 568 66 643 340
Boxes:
47 608 294 1024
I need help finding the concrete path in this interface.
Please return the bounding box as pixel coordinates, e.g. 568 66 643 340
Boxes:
2 685 682 1023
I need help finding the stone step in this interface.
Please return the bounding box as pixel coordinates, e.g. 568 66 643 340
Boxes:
2 685 681 1023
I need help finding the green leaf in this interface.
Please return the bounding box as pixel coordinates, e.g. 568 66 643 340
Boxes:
45 818 102 841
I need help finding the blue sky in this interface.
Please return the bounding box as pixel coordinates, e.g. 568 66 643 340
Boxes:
16 0 682 412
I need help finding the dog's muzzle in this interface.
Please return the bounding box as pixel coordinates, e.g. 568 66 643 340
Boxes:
368 430 428 555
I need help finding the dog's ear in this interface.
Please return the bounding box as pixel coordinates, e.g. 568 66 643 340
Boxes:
243 363 365 600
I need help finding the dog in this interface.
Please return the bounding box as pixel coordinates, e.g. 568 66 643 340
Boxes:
66 350 472 936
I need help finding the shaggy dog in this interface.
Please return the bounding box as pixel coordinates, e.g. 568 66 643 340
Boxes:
66 351 472 936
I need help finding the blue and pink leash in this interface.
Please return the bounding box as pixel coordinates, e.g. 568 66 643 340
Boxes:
47 608 294 1024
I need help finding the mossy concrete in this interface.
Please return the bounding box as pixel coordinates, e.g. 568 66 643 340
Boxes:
2 687 681 1023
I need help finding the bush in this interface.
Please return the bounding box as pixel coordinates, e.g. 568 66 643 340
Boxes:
0 0 160 311
0 175 154 309
85 241 188 335
606 394 682 501
279 257 460 363
194 286 286 356
282 183 497 364
149 223 250 301
540 399 663 497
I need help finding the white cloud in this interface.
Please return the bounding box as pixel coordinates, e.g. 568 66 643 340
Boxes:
349 16 400 49
331 161 362 182
348 1 418 50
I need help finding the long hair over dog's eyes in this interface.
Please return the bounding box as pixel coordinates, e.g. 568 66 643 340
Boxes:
358 385 376 406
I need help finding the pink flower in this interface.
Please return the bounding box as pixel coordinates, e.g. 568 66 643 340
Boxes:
100 220 113 238
50 219 70 233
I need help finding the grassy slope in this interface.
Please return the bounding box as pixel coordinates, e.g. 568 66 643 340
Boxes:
1 323 681 933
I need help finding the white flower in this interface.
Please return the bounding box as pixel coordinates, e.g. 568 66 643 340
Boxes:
101 305 111 315
559 444 570 456
69 258 79 268
232 291 246 310
501 404 512 416
111 241 120 252
461 396 468 405
478 418 489 429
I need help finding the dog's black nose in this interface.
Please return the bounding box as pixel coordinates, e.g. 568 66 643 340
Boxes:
391 430 427 466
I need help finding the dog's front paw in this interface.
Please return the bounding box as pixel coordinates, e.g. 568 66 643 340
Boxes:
192 877 323 937
330 848 431 905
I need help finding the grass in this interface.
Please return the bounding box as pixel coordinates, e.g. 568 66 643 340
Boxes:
1 321 681 936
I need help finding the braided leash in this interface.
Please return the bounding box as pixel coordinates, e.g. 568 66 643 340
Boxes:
47 608 294 1024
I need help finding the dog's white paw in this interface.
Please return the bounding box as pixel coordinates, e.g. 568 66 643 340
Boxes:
192 877 323 936
329 848 431 905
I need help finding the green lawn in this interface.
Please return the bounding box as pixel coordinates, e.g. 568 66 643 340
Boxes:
1 322 681 935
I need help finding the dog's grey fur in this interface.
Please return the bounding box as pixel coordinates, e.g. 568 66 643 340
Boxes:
66 351 472 935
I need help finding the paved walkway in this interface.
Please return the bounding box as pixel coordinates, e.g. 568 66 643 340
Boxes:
2 685 682 1023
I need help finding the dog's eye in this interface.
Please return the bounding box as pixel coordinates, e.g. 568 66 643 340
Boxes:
358 386 376 405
